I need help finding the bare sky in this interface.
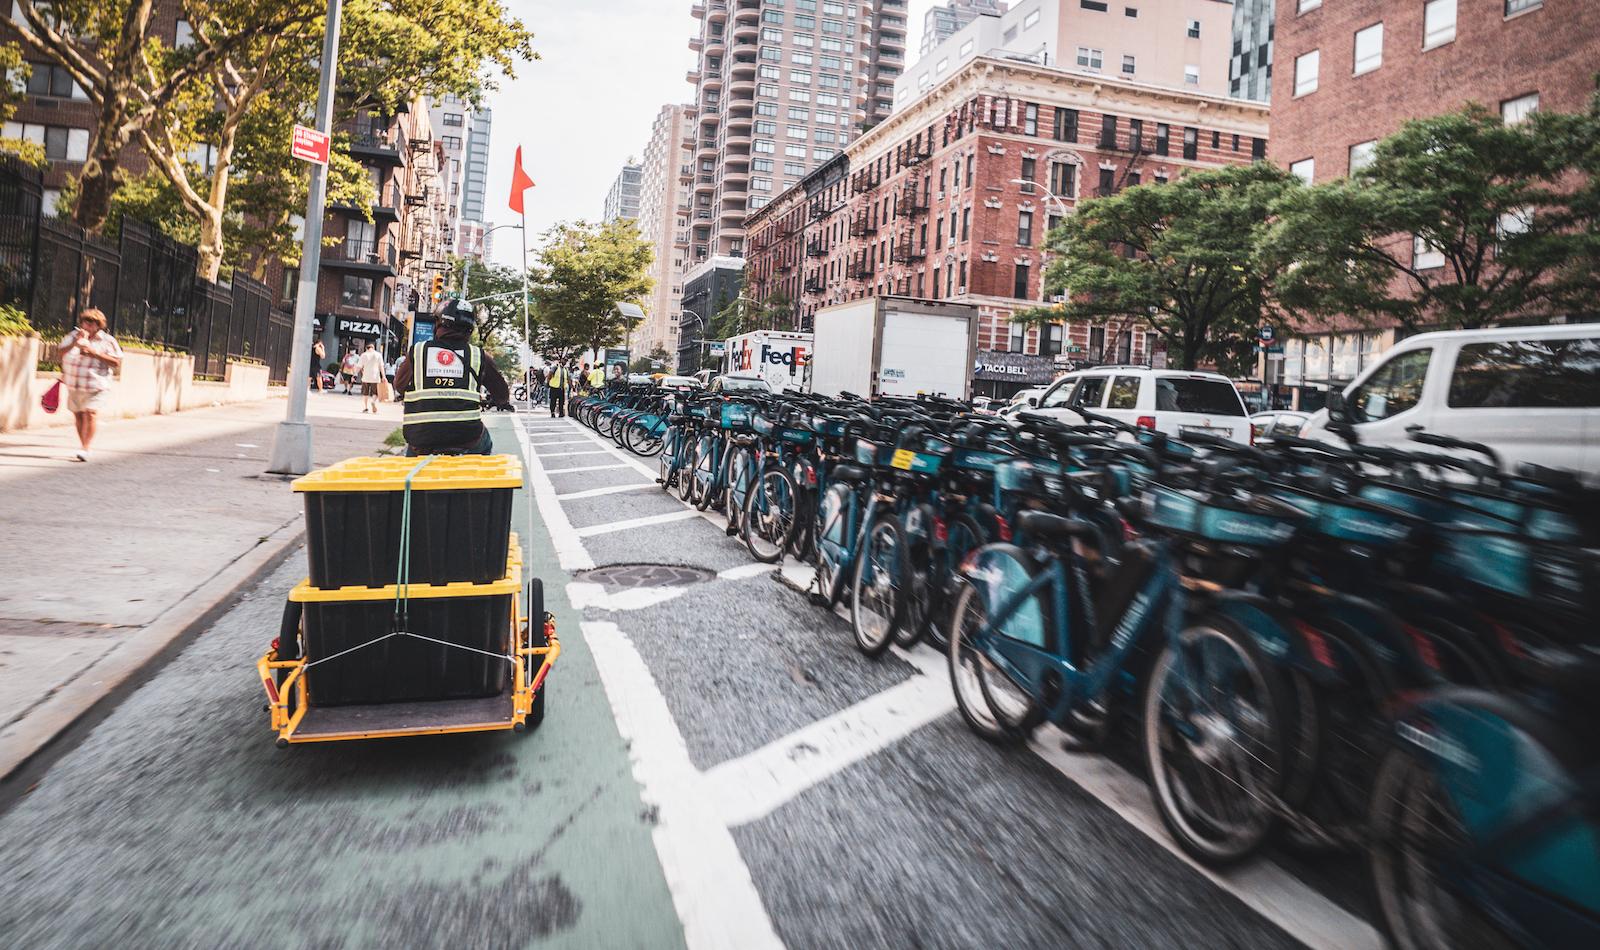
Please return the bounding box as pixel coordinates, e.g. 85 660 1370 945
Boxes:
483 0 930 267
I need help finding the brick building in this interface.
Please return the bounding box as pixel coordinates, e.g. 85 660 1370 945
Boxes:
1267 0 1600 403
744 54 1267 395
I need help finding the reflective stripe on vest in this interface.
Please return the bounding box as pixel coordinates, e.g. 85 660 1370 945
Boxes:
403 341 482 424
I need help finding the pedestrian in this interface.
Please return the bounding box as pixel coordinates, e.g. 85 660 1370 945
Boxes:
340 347 360 394
310 338 326 391
57 307 123 463
547 360 566 417
358 341 386 413
590 363 607 391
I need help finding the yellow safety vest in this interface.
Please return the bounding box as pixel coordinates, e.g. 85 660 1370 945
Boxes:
550 366 564 388
403 341 483 427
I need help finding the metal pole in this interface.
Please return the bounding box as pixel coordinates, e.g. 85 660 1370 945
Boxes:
268 0 342 475
519 212 531 404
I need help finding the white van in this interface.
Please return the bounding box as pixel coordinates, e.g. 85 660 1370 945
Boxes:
1301 324 1600 480
1026 366 1253 444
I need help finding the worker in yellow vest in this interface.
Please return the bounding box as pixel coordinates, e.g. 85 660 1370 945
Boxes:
547 361 567 417
588 363 606 390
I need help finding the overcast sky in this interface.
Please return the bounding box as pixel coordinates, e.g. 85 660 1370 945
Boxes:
482 0 930 267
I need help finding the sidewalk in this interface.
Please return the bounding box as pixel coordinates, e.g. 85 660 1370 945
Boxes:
0 390 394 781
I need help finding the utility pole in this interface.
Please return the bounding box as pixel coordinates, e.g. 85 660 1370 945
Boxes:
268 0 342 475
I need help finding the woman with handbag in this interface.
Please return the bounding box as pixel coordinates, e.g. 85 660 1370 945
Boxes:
57 308 123 462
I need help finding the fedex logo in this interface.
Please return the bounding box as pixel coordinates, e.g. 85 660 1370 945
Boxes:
761 344 809 368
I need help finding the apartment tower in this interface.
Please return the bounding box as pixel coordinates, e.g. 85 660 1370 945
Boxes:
922 0 1009 55
634 105 697 359
687 0 909 264
1229 0 1274 102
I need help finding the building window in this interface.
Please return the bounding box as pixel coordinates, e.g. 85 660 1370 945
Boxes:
341 275 375 309
1290 158 1314 184
1017 211 1033 247
1081 0 1108 11
1098 168 1115 196
1504 0 1542 15
1182 127 1198 160
1186 19 1200 38
1298 0 1321 11
1353 23 1383 75
1043 323 1064 356
1050 161 1075 196
1184 64 1199 85
961 207 970 240
1413 235 1446 270
1294 49 1319 96
1122 55 1136 75
1424 0 1457 48
1099 113 1117 148
1126 7 1138 16
1024 10 1042 28
1024 103 1038 136
442 113 464 127
24 63 83 99
1053 108 1079 142
1501 92 1539 124
1076 47 1103 70
1348 140 1377 175
442 135 462 150
1020 156 1037 188
1252 137 1267 160
279 267 299 304
1009 317 1027 350
5 122 90 162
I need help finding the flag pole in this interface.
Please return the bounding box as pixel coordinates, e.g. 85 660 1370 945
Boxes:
520 207 530 407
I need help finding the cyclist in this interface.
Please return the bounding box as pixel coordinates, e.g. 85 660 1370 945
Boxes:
392 299 511 456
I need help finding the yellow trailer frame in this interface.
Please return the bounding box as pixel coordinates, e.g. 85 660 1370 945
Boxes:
256 591 559 745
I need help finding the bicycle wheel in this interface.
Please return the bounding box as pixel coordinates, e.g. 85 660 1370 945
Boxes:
678 437 702 503
693 439 722 511
946 557 1045 742
659 427 679 488
1368 743 1517 950
626 419 663 457
850 517 908 657
724 448 750 536
745 469 797 563
1142 614 1290 866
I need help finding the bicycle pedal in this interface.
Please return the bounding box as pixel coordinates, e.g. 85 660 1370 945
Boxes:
725 525 738 537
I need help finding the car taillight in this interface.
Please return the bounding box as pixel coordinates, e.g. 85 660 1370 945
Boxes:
1136 416 1157 430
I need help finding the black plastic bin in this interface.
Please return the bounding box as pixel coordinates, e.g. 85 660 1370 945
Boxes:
295 584 517 707
293 456 522 589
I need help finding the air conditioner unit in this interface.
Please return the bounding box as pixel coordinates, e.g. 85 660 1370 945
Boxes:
1051 294 1068 303
957 285 967 294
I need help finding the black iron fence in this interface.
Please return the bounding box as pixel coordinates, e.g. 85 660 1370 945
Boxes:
0 155 295 383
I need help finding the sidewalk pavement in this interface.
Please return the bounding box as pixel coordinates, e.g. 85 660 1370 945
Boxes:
0 390 395 782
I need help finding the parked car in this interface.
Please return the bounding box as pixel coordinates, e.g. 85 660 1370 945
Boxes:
1026 366 1253 443
1007 387 1050 411
970 396 1000 415
1301 324 1600 481
657 375 703 391
1250 410 1311 444
709 373 773 394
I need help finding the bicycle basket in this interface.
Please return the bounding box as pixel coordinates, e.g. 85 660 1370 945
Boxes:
954 449 1008 473
853 438 894 467
887 448 944 475
778 426 814 446
721 403 752 430
751 412 775 437
687 404 711 420
1146 484 1301 548
808 415 849 439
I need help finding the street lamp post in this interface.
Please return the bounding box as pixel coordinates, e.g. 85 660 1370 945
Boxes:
268 0 343 475
681 308 711 372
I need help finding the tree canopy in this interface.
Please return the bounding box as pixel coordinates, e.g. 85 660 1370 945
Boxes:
530 219 653 359
1022 162 1298 371
1263 101 1600 333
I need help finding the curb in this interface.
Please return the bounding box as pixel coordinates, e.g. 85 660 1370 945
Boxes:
0 519 306 793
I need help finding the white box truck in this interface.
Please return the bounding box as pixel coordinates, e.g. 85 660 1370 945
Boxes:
722 330 813 392
808 297 978 400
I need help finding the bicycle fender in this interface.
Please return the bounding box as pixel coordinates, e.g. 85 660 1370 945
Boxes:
1207 590 1342 686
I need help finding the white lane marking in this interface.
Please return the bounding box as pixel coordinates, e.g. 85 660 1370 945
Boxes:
557 483 656 501
534 449 614 458
556 418 665 481
584 621 785 950
567 582 689 612
513 419 594 571
703 647 953 828
528 438 593 446
575 508 701 538
717 562 778 581
1027 731 1383 950
544 463 631 474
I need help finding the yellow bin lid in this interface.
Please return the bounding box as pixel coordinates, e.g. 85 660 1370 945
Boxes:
292 455 523 492
291 535 523 602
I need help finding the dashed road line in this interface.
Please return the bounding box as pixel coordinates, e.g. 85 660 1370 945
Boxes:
575 508 701 538
557 483 656 500
545 463 632 474
533 449 614 458
513 417 594 570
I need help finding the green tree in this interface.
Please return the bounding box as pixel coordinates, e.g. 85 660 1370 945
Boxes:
530 218 653 359
709 289 791 339
451 256 533 347
1021 162 1299 371
1264 101 1600 333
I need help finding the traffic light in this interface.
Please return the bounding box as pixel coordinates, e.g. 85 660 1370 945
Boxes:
430 273 445 302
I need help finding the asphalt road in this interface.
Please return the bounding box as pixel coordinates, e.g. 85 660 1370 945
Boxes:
0 410 1384 949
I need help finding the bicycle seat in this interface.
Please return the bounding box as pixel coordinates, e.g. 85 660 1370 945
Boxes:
1016 509 1098 542
830 464 870 484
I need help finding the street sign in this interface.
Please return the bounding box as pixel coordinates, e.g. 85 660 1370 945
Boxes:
1258 324 1277 343
290 125 330 165
424 260 451 272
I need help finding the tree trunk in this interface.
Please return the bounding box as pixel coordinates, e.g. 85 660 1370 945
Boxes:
72 126 128 234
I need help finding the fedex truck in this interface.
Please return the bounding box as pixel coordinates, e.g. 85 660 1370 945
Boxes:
722 330 813 392
808 297 978 400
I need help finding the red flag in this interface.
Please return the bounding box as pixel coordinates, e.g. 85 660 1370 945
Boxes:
508 145 535 214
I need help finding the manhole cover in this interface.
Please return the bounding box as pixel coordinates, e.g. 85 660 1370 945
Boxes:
577 563 716 590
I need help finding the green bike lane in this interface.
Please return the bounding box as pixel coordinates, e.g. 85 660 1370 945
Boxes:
0 414 684 949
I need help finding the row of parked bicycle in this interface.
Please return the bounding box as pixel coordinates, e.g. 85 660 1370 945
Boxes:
566 380 1598 950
